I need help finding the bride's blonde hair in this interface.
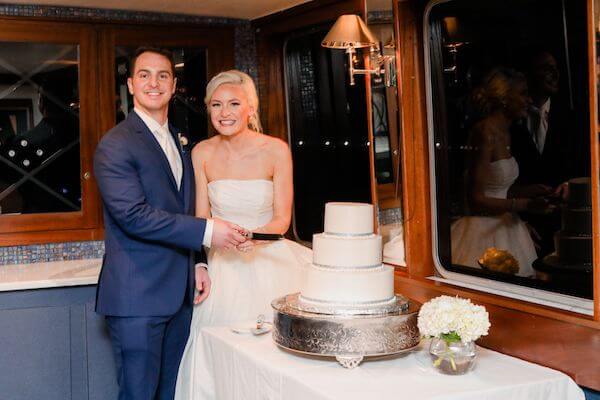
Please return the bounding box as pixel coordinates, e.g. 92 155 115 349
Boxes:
204 70 263 133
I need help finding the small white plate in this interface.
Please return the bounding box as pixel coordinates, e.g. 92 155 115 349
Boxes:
230 322 272 335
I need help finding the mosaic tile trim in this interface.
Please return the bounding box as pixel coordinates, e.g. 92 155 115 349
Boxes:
0 3 258 79
379 206 403 226
234 21 259 83
0 240 104 266
0 3 240 25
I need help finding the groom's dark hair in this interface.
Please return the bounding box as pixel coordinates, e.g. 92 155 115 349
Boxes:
129 46 175 77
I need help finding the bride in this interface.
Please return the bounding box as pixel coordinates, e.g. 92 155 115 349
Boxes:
175 70 311 400
451 67 552 277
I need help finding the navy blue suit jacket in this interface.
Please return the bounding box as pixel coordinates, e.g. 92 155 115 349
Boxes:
94 112 206 317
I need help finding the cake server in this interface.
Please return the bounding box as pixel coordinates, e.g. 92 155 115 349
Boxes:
246 232 284 240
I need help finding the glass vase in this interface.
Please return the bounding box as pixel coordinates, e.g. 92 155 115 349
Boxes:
429 337 476 375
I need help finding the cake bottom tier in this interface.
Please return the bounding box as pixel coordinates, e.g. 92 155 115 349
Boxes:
299 264 395 308
556 232 592 265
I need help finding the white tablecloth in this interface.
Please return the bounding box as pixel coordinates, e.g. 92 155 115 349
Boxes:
201 325 584 400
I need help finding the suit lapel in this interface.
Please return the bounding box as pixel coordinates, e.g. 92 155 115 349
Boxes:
129 112 180 196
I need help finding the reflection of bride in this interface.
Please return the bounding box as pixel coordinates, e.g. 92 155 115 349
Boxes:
175 70 311 400
451 68 549 277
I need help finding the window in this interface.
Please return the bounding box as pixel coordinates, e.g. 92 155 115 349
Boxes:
0 43 81 215
425 0 594 311
284 26 372 242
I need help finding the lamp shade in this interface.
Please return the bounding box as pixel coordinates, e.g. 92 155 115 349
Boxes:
442 16 467 43
322 15 378 49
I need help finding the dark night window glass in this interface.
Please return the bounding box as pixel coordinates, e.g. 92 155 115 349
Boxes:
0 43 81 214
427 0 593 300
285 26 372 242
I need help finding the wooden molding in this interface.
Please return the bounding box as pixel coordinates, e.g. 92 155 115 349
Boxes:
0 228 104 246
586 0 600 320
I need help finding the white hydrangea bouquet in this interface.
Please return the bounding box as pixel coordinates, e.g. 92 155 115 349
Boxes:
417 296 490 374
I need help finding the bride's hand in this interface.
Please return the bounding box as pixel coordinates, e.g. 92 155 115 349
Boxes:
211 218 248 250
236 240 255 253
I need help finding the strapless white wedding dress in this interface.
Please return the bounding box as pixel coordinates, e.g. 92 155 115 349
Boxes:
175 179 311 400
451 157 537 277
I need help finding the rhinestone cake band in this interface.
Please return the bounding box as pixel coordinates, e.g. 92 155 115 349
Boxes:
312 262 383 270
296 293 403 315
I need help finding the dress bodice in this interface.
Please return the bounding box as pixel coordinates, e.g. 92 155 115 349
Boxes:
482 157 519 200
208 179 274 231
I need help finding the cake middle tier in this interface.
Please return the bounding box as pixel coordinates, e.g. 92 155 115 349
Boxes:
561 207 592 236
300 264 395 305
312 233 382 267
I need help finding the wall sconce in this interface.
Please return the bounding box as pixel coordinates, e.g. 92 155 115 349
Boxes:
442 16 468 84
321 15 395 87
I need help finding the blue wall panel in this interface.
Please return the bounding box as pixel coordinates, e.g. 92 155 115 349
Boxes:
0 286 119 400
0 306 71 399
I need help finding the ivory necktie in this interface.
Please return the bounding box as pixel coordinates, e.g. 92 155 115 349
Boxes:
158 126 182 189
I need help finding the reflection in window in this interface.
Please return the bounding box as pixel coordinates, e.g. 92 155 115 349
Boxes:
115 47 207 146
0 43 80 214
427 0 592 299
369 22 397 185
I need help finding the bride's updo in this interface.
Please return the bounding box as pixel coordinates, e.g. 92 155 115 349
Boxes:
204 70 263 133
471 67 526 117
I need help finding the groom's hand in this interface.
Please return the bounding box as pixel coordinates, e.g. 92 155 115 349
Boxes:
211 218 248 249
194 266 211 304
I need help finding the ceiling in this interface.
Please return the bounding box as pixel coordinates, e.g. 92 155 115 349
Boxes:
7 0 313 20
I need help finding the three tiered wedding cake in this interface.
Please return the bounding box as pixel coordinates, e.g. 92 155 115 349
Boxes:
298 202 398 314
272 201 419 367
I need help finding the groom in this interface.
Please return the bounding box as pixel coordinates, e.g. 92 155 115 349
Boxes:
94 47 247 400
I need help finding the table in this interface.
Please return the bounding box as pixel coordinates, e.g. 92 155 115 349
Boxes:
201 325 584 400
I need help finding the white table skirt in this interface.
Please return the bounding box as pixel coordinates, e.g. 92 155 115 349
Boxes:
201 325 584 400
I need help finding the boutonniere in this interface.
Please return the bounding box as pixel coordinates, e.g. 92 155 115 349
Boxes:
177 133 189 151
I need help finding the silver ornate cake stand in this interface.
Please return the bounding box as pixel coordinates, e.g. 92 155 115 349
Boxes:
271 293 421 368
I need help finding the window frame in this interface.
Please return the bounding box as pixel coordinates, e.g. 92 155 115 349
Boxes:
0 19 100 245
422 0 595 315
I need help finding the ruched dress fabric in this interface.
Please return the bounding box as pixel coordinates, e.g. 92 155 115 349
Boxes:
175 179 311 400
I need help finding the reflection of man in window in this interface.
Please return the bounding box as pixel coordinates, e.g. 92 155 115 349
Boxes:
510 49 589 256
512 50 567 187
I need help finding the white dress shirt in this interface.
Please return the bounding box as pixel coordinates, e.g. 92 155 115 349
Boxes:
527 98 551 154
134 108 213 255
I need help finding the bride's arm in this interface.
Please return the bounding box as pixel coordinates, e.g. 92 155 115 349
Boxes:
254 138 293 235
192 143 211 219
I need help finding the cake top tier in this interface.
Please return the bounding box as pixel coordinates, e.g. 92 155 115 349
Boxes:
324 202 374 235
568 177 591 208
